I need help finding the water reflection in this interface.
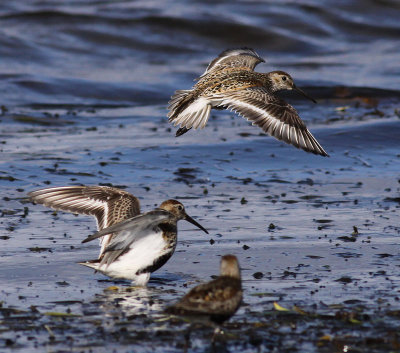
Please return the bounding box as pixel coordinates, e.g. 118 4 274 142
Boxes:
99 285 165 317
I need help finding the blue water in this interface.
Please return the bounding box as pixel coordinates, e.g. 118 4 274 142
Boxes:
0 1 399 352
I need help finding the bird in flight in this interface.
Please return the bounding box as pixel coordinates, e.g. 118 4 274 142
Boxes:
168 48 328 156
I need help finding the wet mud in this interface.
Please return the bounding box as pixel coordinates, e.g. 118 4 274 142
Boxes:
1 90 399 352
1 1 400 352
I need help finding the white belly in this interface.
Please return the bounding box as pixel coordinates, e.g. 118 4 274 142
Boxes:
98 231 169 282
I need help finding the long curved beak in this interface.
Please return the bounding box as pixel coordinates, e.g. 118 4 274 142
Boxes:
294 85 317 103
185 214 209 234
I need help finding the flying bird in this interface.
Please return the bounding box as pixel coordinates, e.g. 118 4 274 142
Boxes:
168 48 328 156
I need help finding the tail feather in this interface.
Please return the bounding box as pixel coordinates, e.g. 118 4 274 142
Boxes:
196 104 211 129
170 97 212 134
78 259 100 272
176 127 191 137
168 88 212 136
168 89 193 120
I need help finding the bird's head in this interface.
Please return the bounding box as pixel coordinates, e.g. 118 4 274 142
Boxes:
268 71 316 103
159 199 208 234
220 254 241 279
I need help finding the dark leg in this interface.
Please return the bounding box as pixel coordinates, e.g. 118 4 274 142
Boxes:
183 325 192 353
211 326 224 344
176 127 191 137
211 326 229 353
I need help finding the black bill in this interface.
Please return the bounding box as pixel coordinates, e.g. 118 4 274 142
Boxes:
185 214 209 234
294 85 317 104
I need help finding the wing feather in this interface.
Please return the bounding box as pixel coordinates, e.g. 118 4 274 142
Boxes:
218 87 328 156
28 186 140 229
198 48 265 78
28 186 141 257
81 209 173 267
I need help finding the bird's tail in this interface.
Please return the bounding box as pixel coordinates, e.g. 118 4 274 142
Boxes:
168 90 211 137
168 89 193 118
78 259 100 273
168 90 193 137
176 126 191 137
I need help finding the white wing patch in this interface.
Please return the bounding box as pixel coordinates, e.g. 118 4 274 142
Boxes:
220 97 328 156
29 186 119 258
29 188 108 218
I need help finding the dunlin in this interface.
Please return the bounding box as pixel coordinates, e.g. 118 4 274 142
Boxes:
168 48 328 156
80 199 208 286
166 254 242 325
28 186 140 258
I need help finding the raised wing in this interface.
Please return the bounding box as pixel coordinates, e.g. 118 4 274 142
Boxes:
218 87 328 156
28 185 140 230
198 48 265 79
82 209 173 267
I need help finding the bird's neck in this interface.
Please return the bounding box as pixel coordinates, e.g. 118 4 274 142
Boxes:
261 72 280 92
158 222 177 239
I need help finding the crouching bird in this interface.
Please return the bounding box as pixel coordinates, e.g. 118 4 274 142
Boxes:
166 254 242 342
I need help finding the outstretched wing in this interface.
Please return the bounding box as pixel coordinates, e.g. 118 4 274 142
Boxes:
28 185 141 257
217 87 328 156
198 48 265 79
28 185 140 230
82 209 173 267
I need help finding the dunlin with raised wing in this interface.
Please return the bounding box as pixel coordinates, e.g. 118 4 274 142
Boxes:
80 199 208 286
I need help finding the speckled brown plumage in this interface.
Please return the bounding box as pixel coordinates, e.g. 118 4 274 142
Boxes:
168 48 328 156
28 185 140 257
166 255 242 325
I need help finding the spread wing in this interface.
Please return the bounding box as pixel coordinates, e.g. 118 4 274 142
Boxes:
82 209 173 267
198 48 265 79
218 87 328 156
28 185 141 257
170 277 242 316
28 185 140 230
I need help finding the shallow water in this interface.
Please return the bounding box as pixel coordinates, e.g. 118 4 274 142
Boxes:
0 1 400 352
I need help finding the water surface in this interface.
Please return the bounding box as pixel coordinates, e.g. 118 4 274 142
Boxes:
0 1 399 352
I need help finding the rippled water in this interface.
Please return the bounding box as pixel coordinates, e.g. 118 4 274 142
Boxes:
0 1 399 352
1 0 400 107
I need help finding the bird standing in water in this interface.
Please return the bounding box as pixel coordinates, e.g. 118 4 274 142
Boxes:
29 186 208 285
168 48 328 156
166 254 242 325
81 199 208 286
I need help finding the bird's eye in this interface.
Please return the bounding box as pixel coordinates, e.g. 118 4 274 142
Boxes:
177 205 184 211
282 76 287 81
